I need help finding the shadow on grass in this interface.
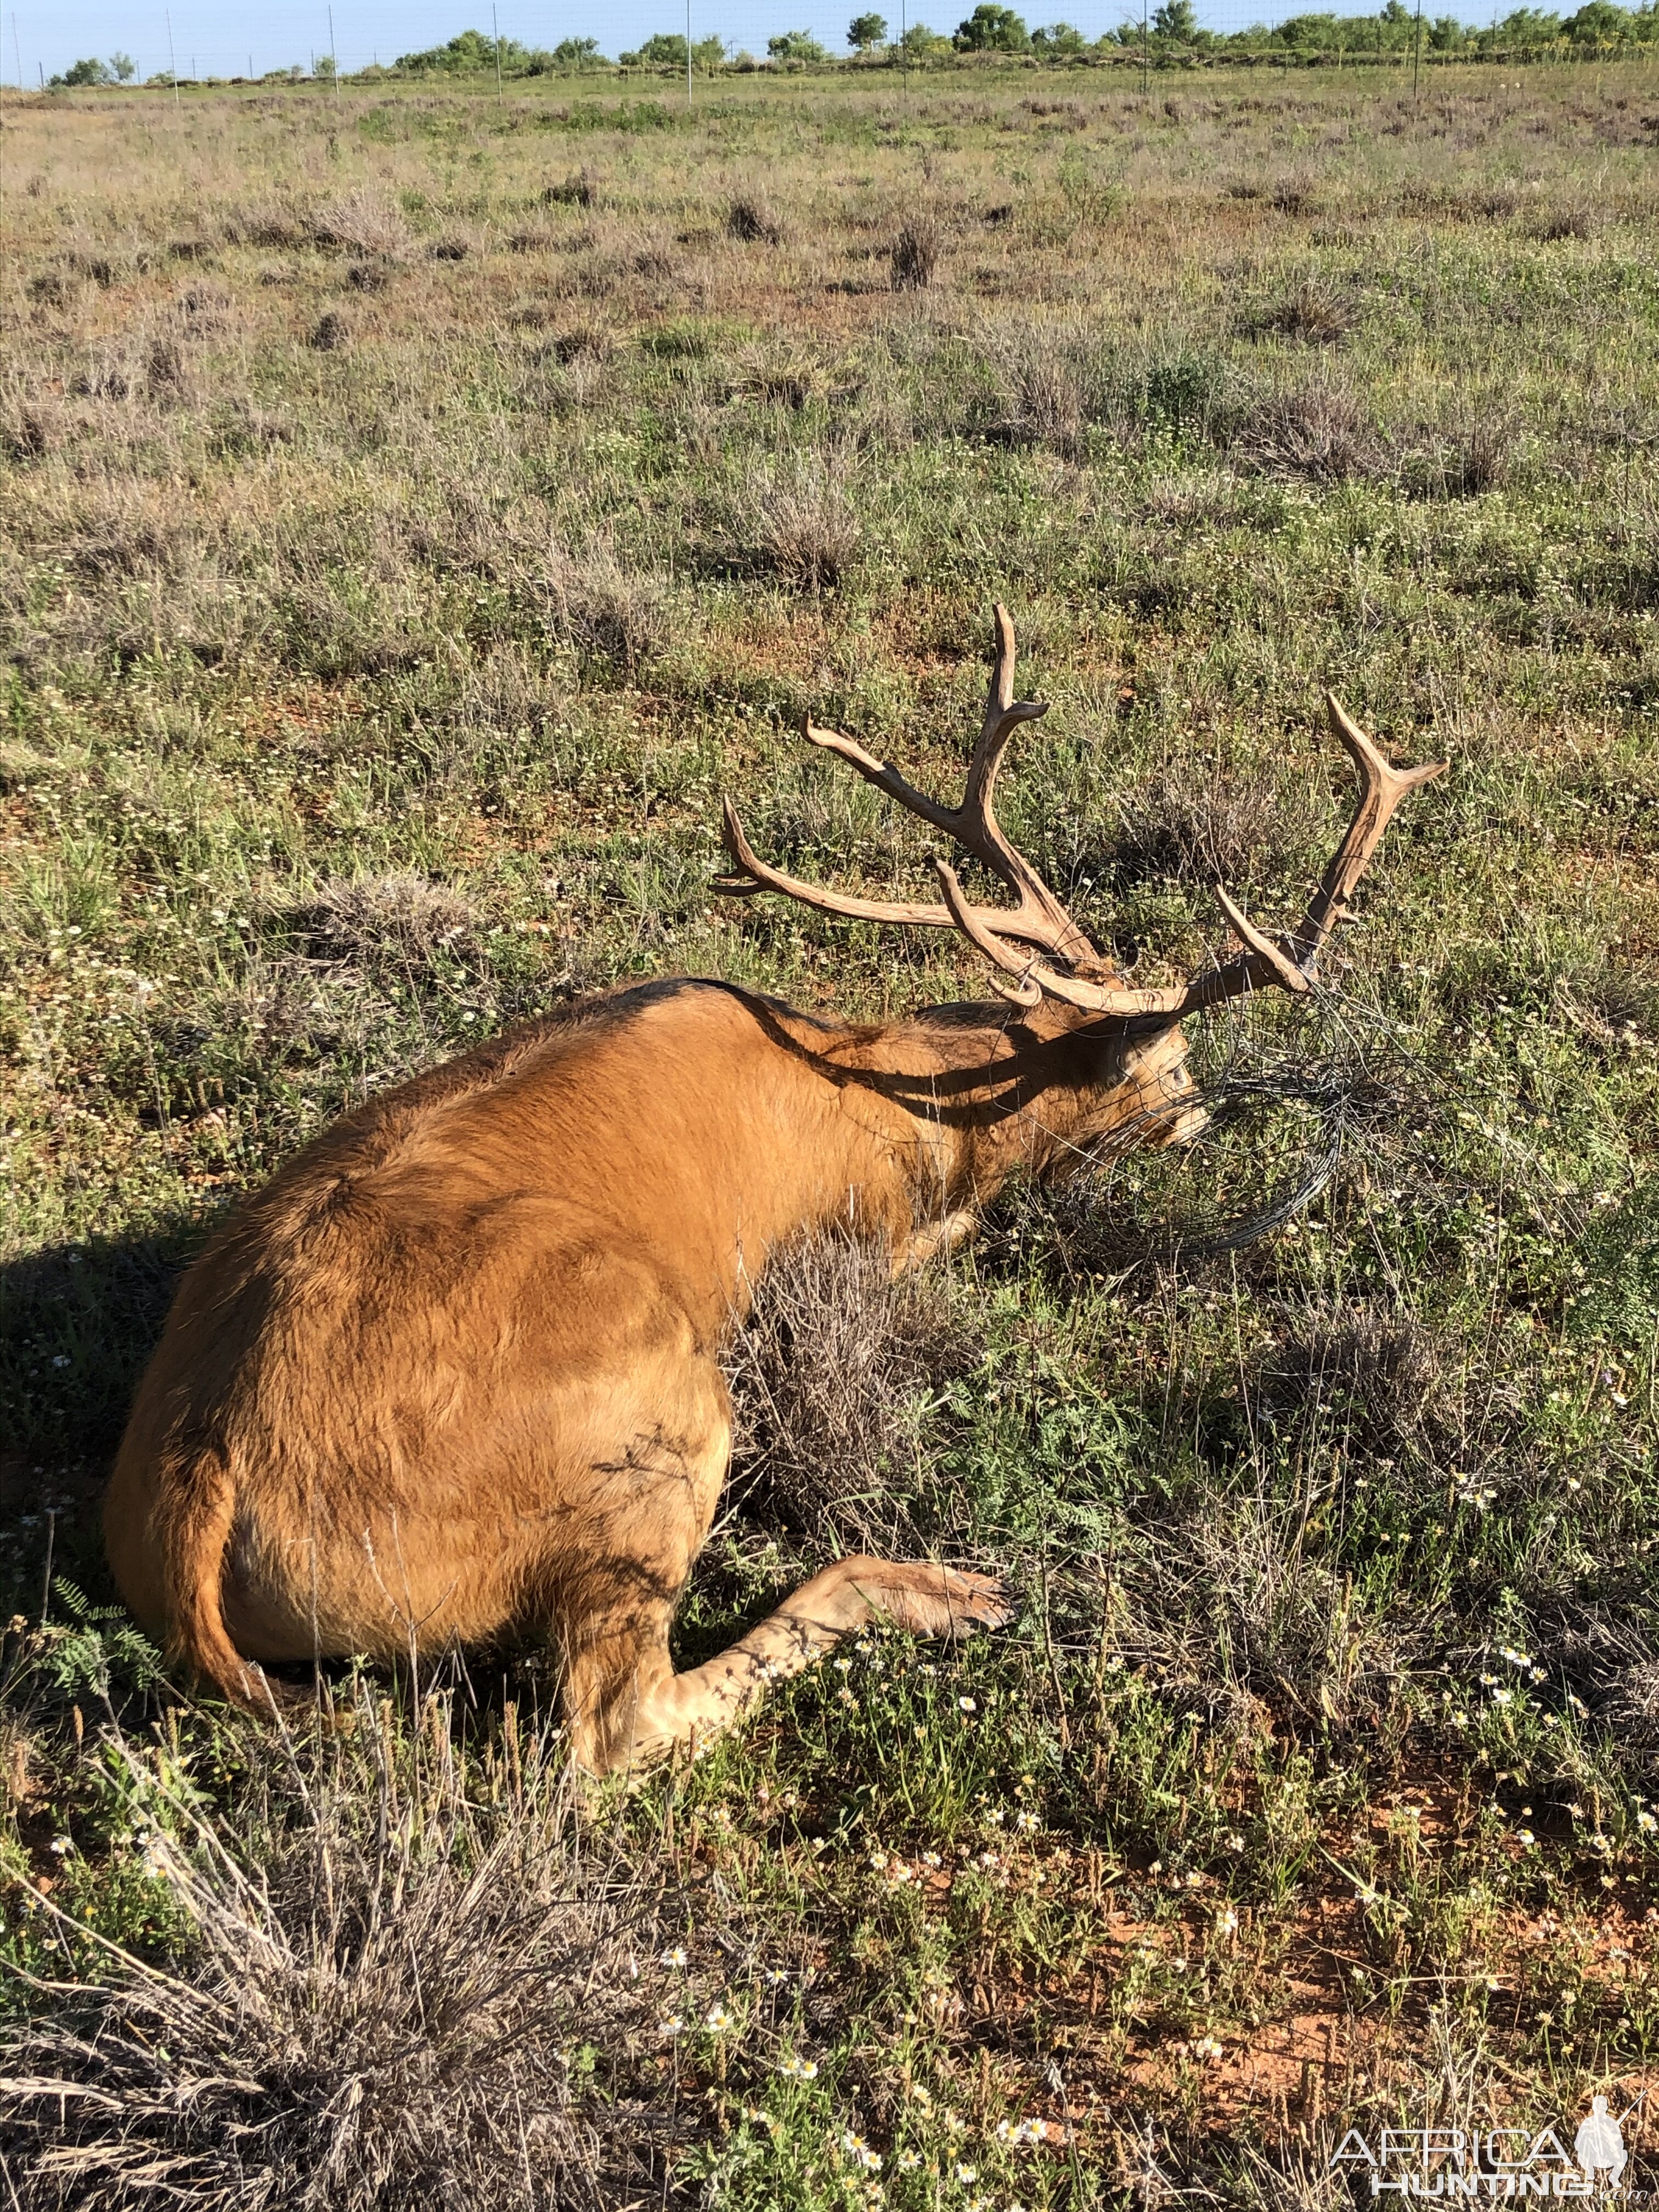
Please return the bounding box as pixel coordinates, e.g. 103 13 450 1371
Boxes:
0 1207 222 1614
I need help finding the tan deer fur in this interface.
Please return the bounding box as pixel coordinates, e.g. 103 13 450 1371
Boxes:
104 607 1442 1773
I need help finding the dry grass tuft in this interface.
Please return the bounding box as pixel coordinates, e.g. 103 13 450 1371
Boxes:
309 188 411 259
1259 1298 1454 1455
543 170 595 207
890 219 940 290
1410 413 1513 499
724 1233 982 1551
726 193 783 244
0 1706 673 2210
733 451 863 589
1528 204 1599 242
1111 1471 1416 1739
287 872 478 973
1246 278 1355 346
1105 757 1321 890
545 538 669 670
990 326 1092 454
1233 380 1384 481
1268 172 1321 217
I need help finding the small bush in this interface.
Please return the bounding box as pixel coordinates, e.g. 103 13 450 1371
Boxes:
990 327 1092 454
1268 171 1320 217
890 219 939 290
1528 204 1598 242
287 872 478 973
542 169 595 206
733 451 863 591
309 188 411 258
546 538 669 670
724 1232 983 1551
1233 380 1385 482
1246 278 1355 346
726 193 782 244
309 311 351 352
1104 757 1322 891
0 1703 673 2209
144 335 192 397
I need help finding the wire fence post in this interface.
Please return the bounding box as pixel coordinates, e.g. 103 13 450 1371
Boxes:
686 0 693 104
1141 0 1149 93
166 7 179 106
1413 0 1423 100
493 2 504 105
329 4 341 96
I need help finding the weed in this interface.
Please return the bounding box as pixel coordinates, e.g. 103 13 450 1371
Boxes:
725 1231 983 1550
726 193 783 244
889 219 940 289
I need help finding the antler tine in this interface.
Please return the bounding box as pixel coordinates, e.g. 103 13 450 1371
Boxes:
1289 692 1447 967
1160 696 1447 1020
935 860 1185 1015
718 797 959 932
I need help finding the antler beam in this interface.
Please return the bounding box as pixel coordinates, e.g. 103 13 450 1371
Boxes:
718 607 1446 1023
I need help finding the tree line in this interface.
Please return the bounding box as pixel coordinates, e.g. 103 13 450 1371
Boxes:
46 0 1659 89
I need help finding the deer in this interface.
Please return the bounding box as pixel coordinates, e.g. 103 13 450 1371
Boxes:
103 607 1444 1773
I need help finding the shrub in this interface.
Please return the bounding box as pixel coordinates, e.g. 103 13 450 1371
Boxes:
732 451 863 589
724 1232 983 1550
768 29 830 59
726 193 782 243
1233 380 1385 481
890 219 940 289
0 1704 673 2209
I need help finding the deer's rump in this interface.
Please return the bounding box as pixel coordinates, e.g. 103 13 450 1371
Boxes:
104 1163 728 1678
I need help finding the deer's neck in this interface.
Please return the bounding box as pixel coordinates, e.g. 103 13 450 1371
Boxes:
778 995 1161 1238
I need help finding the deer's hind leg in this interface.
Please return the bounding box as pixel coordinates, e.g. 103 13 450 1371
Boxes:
556 1357 1010 1775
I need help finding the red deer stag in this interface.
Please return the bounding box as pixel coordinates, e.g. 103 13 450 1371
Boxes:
105 607 1443 1772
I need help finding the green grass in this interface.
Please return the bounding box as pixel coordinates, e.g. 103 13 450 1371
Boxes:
3 57 1659 2208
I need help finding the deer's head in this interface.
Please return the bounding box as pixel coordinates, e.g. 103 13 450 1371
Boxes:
719 605 1444 1167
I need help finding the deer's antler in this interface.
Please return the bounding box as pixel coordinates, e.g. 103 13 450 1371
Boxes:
718 605 1446 1021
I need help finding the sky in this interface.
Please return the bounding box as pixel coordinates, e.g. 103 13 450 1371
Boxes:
5 0 1286 91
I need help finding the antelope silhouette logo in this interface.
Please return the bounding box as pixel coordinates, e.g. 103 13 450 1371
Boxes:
1575 2100 1627 2191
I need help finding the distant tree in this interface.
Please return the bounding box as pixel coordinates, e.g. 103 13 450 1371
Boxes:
1564 0 1633 35
1426 11 1468 42
52 55 112 83
397 27 511 71
954 1 1031 46
1152 0 1199 33
769 27 830 56
898 18 955 49
314 50 337 76
1031 18 1087 47
1487 4 1561 35
552 35 603 64
109 49 136 78
627 30 689 63
849 9 889 43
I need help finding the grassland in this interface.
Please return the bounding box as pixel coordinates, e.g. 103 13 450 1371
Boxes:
3 59 1659 2208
